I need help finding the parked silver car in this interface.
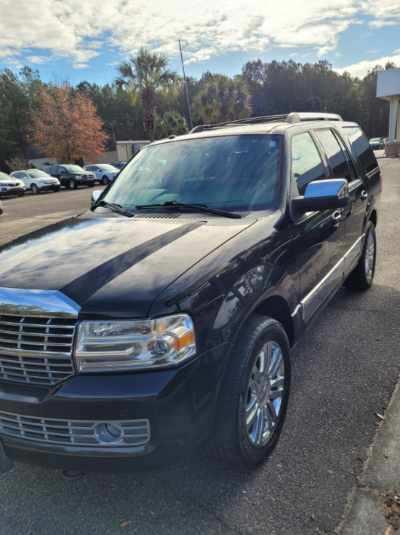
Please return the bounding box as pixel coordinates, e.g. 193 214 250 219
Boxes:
85 164 119 185
11 169 60 194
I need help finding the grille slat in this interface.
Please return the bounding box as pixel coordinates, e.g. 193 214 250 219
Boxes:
0 337 72 348
0 410 150 448
0 329 73 339
0 315 76 386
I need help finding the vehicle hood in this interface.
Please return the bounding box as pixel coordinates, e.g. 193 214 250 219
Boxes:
0 213 255 317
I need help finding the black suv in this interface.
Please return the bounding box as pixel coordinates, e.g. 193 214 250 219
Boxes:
0 113 380 472
51 164 96 189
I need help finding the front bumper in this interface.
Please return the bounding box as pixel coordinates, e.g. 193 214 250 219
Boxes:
0 187 24 197
0 345 227 469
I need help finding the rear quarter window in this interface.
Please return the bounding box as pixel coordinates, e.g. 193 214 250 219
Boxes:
343 126 378 175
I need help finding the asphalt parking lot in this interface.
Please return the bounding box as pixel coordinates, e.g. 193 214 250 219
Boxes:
0 157 399 535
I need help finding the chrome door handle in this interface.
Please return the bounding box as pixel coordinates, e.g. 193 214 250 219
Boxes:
332 210 343 221
360 190 368 201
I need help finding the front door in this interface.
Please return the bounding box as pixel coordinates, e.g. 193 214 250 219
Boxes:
290 131 347 323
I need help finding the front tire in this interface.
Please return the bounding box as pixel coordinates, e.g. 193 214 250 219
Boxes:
345 222 377 291
31 184 39 195
101 175 110 185
214 316 290 468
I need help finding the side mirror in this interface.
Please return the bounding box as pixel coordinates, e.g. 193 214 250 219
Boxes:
292 179 349 214
91 189 102 209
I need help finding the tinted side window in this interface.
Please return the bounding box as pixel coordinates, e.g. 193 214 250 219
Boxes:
343 126 378 174
291 133 326 194
316 129 352 180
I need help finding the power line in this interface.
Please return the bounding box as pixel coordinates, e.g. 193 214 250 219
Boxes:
178 40 193 130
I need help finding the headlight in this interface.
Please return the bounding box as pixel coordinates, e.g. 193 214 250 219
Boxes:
74 314 196 372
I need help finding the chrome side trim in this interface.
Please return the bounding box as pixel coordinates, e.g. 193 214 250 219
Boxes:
343 234 365 274
300 255 344 322
291 304 302 319
0 288 80 318
365 167 380 180
295 233 366 323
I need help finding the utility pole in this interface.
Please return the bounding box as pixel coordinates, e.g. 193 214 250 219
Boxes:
179 40 193 130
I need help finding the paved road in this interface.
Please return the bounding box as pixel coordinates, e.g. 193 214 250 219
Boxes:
0 187 96 245
0 159 399 535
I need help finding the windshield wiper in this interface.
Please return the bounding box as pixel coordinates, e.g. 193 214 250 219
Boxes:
135 201 242 219
95 200 134 217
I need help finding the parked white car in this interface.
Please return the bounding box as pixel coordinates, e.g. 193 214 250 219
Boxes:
85 164 119 185
0 172 25 197
11 169 60 194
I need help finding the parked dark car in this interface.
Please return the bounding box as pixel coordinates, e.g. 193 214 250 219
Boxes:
51 164 95 189
111 160 127 170
369 137 385 150
0 112 381 473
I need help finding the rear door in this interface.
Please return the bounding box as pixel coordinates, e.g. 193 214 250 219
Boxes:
290 131 346 323
342 126 381 274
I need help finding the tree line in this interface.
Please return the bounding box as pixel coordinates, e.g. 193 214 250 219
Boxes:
0 48 392 170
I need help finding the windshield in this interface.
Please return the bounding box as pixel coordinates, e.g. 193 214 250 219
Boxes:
63 165 85 173
28 169 49 177
104 134 282 212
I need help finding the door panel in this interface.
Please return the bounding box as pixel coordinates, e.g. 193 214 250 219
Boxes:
294 211 345 323
290 131 346 323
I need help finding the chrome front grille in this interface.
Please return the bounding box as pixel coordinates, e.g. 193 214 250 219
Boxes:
0 314 76 386
0 410 151 448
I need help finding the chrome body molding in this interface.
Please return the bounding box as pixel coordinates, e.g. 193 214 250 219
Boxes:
292 234 366 324
365 167 380 180
0 288 80 318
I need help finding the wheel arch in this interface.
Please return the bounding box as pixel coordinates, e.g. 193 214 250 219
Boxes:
252 295 294 346
369 209 377 227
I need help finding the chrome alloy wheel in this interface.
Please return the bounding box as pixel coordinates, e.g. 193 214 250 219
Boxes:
364 231 376 283
245 341 285 447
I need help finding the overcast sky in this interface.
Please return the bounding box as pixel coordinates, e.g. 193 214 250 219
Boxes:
0 0 399 83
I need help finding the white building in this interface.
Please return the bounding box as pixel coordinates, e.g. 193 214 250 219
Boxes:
377 69 400 142
116 140 150 162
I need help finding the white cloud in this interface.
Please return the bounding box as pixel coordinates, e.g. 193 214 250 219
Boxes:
0 0 398 70
27 55 49 64
363 0 400 27
335 52 400 78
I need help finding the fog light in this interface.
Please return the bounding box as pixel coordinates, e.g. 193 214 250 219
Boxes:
94 423 123 444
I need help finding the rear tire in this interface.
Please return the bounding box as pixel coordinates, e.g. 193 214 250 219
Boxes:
345 222 376 291
214 315 290 468
101 175 109 185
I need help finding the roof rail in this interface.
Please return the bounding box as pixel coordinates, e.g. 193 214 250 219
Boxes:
190 112 343 133
190 114 289 134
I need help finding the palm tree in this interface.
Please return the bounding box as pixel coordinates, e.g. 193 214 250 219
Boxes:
118 48 177 139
